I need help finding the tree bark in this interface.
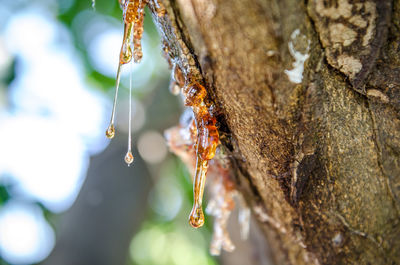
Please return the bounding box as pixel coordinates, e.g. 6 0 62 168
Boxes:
149 0 400 264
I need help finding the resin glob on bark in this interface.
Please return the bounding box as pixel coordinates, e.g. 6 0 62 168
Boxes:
168 61 219 228
165 58 250 253
184 81 219 228
165 107 250 255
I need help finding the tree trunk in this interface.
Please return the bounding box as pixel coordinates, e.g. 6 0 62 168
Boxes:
148 0 400 264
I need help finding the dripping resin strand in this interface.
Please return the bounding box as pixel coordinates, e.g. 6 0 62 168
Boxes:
170 62 220 228
181 78 219 227
106 0 217 229
106 0 149 166
165 109 251 254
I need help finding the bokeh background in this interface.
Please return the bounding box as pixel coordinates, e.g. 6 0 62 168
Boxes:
0 1 272 265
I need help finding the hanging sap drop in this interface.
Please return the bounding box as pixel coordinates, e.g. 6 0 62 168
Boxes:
125 150 134 166
189 204 205 228
120 23 134 64
121 44 133 64
189 157 208 228
106 124 115 139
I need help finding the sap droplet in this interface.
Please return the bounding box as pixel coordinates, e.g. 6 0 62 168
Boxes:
106 64 122 141
189 157 208 228
125 60 134 166
125 150 134 166
189 204 205 228
120 22 134 64
121 43 133 64
106 124 115 139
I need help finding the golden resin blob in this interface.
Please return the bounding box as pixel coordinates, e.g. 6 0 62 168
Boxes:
181 81 219 228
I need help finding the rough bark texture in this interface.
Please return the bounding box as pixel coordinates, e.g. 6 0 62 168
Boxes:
149 0 400 264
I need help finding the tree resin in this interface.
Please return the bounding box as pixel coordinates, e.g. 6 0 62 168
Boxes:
106 0 154 165
182 81 219 228
105 124 115 139
125 150 134 165
165 108 250 255
102 0 249 255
